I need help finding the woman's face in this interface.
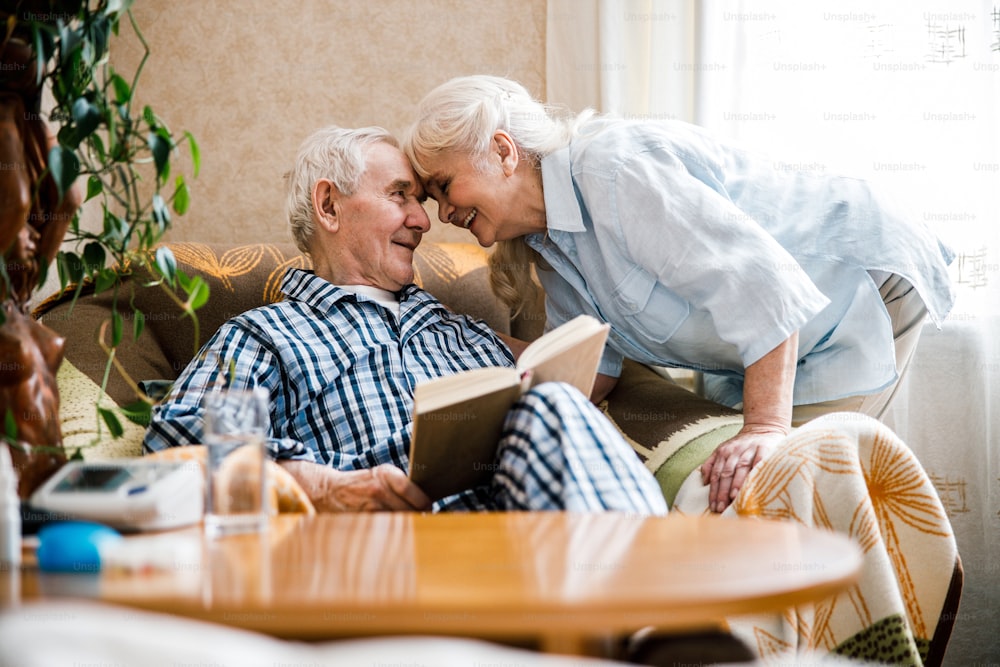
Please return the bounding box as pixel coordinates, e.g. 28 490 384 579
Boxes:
420 135 545 248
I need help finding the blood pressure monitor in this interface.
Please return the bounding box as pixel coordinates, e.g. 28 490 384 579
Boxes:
29 459 203 532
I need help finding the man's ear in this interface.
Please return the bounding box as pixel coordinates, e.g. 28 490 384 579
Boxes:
494 130 519 176
312 179 340 232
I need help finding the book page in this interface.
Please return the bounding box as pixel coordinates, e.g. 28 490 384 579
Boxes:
409 380 522 502
518 315 610 397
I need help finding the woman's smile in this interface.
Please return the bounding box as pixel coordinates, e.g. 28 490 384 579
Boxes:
461 208 477 228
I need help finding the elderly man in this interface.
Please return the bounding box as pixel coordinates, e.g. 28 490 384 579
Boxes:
144 125 666 515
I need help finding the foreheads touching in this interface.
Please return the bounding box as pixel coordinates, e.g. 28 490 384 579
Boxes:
402 75 564 205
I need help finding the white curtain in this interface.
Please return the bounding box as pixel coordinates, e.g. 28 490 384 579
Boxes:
546 0 699 122
547 1 999 664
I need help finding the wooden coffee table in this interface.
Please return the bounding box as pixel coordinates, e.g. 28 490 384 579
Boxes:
16 512 862 656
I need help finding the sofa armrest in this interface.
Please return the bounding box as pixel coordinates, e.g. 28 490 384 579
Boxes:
602 360 743 507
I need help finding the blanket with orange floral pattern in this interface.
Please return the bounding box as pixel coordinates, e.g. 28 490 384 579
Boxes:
666 412 958 666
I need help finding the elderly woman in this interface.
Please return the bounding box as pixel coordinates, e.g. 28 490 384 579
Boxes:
402 74 955 512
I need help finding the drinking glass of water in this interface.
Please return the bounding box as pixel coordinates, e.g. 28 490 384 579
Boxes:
202 388 270 537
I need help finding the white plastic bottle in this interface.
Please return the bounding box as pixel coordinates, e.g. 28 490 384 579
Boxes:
0 444 21 571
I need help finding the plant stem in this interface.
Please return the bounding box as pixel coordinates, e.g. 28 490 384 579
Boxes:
97 319 156 407
125 10 150 123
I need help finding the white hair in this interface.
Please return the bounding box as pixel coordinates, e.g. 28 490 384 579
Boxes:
402 75 589 178
285 125 397 254
403 76 595 316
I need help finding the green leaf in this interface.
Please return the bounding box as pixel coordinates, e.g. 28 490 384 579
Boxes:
176 269 192 292
107 0 136 17
88 132 106 163
67 48 88 89
32 25 47 87
111 310 124 347
56 254 69 291
184 131 201 178
4 409 17 442
172 175 190 215
80 39 95 77
35 261 49 292
132 308 145 340
152 193 171 227
86 175 103 201
100 210 117 240
155 246 177 283
82 241 106 275
98 407 124 439
94 267 118 294
110 73 131 105
89 15 111 61
48 145 80 201
58 22 81 67
186 276 210 311
72 98 102 140
60 251 84 284
120 400 153 427
149 131 170 179
102 208 128 242
56 123 79 150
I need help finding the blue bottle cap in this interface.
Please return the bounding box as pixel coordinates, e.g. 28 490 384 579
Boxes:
36 521 122 573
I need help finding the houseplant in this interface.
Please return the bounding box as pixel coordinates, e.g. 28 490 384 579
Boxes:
0 0 204 497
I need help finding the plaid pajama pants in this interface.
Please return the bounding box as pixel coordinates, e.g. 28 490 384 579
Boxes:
436 382 668 515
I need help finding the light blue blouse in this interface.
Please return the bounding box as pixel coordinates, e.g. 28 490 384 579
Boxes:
529 118 955 406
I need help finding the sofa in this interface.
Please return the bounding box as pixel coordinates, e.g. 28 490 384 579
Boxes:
36 240 745 495
33 240 964 666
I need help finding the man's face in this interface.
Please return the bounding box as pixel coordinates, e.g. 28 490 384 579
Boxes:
330 142 430 291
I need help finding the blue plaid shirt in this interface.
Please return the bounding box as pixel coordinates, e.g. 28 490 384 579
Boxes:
143 268 515 471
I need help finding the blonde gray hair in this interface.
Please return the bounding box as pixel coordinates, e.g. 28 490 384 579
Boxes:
403 75 582 178
403 76 591 314
285 125 398 255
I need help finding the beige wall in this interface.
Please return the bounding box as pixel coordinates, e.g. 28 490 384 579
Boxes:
110 0 546 247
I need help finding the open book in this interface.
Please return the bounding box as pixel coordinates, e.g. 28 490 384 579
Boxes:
408 314 610 502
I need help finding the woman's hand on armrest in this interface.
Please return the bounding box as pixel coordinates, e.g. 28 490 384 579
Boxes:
700 332 797 512
278 461 432 512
